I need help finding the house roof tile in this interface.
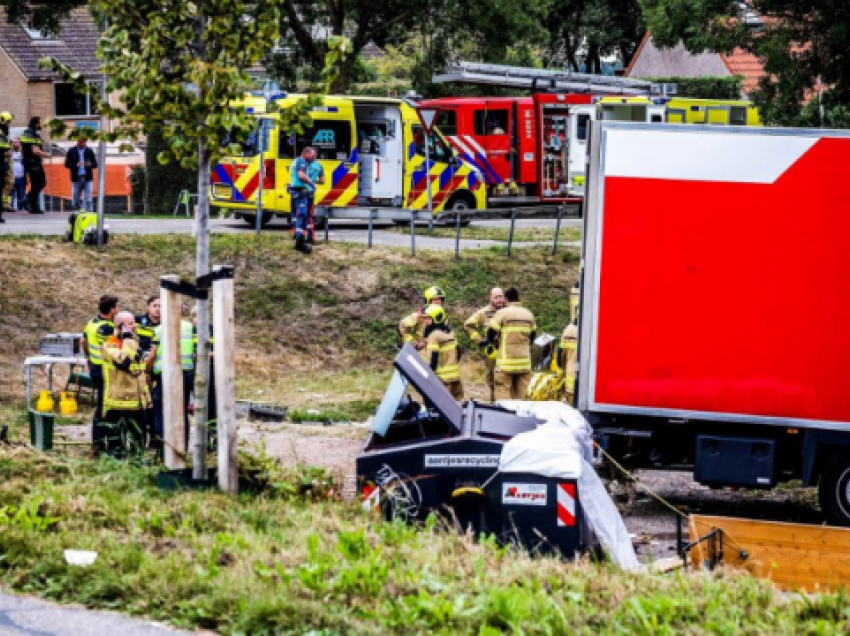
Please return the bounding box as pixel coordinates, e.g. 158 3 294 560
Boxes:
0 8 100 81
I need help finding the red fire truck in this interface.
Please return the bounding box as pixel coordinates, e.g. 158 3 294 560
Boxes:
420 93 595 205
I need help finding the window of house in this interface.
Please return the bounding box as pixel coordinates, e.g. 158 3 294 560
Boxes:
435 110 457 136
54 82 99 117
279 120 353 161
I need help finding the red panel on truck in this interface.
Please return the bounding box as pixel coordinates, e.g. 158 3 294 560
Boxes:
593 133 850 424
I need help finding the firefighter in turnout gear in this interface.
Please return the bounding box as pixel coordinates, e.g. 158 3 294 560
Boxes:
560 282 580 403
464 287 505 403
399 286 446 350
0 112 12 221
82 295 118 434
97 311 151 456
487 287 537 401
423 304 464 401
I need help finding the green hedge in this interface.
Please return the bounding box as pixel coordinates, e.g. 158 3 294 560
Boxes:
647 76 744 100
144 127 197 214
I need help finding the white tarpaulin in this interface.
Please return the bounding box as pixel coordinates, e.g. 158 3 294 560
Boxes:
496 401 640 571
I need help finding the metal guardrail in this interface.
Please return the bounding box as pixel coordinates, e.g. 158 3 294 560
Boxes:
314 204 582 259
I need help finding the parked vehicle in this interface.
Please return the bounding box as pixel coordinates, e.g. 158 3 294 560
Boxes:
211 93 486 228
577 121 850 524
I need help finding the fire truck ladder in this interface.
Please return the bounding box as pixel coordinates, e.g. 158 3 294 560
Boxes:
432 61 665 96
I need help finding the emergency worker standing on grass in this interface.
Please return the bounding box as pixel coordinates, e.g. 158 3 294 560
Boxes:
423 305 464 401
82 295 118 435
464 287 506 403
135 296 161 355
0 112 13 222
399 286 445 350
20 116 49 215
290 146 324 255
488 287 537 401
98 311 150 456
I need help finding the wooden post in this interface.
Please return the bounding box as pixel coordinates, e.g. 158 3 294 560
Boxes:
213 265 238 493
160 275 185 469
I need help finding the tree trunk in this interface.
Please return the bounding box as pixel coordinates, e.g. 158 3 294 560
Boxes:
193 134 211 480
587 43 601 74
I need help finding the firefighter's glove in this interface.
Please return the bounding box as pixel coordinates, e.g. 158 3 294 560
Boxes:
484 344 497 359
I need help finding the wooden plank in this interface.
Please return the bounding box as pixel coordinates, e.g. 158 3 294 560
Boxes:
689 514 850 592
213 265 238 494
160 275 185 470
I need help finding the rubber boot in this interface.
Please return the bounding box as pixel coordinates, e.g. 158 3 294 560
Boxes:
294 234 312 255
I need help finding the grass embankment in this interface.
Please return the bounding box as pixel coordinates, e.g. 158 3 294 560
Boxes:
0 235 578 419
1 450 848 635
390 225 583 243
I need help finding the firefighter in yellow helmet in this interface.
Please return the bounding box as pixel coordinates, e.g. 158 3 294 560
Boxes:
464 286 505 403
560 282 580 403
487 287 537 401
422 304 463 401
399 285 445 350
0 111 13 222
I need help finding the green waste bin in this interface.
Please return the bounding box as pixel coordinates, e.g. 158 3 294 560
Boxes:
28 409 55 451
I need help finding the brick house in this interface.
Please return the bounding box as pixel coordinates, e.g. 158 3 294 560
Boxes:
0 8 104 140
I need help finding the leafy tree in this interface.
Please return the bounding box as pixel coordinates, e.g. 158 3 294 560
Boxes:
43 1 346 479
0 0 83 33
640 0 850 126
269 0 548 93
543 0 646 73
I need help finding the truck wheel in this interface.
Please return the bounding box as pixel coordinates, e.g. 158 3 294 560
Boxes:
818 452 850 526
241 213 274 229
444 192 475 227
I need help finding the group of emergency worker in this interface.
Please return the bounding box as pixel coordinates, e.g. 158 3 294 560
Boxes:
399 285 567 403
0 112 49 223
81 294 212 457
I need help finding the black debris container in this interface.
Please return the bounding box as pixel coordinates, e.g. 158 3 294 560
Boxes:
357 344 586 558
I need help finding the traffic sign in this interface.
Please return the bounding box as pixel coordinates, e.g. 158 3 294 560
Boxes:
417 108 439 134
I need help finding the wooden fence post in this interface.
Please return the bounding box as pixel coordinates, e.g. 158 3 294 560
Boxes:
213 265 238 493
160 275 186 469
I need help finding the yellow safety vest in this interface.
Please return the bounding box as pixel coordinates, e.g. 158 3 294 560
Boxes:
152 321 194 373
84 317 114 367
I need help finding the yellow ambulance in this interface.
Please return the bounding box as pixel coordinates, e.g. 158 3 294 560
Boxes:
211 94 486 227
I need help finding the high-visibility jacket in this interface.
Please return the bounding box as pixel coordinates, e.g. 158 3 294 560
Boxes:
83 316 115 368
135 313 159 353
399 310 427 346
425 326 460 382
0 131 10 168
560 323 578 393
489 302 537 374
463 304 498 345
151 321 194 373
102 336 151 413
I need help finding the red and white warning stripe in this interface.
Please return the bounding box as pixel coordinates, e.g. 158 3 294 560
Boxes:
557 483 576 527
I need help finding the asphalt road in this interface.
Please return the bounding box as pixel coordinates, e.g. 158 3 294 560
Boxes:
0 592 193 636
0 212 582 251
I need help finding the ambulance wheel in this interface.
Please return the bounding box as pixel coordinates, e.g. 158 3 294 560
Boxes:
444 193 475 227
241 213 274 229
818 452 850 526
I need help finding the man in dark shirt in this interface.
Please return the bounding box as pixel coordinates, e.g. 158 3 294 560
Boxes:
20 116 49 214
64 137 98 211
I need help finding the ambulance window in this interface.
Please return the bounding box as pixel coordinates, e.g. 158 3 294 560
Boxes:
576 114 591 142
730 106 747 125
279 120 353 161
651 113 663 123
412 125 451 162
435 110 457 136
224 124 270 158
